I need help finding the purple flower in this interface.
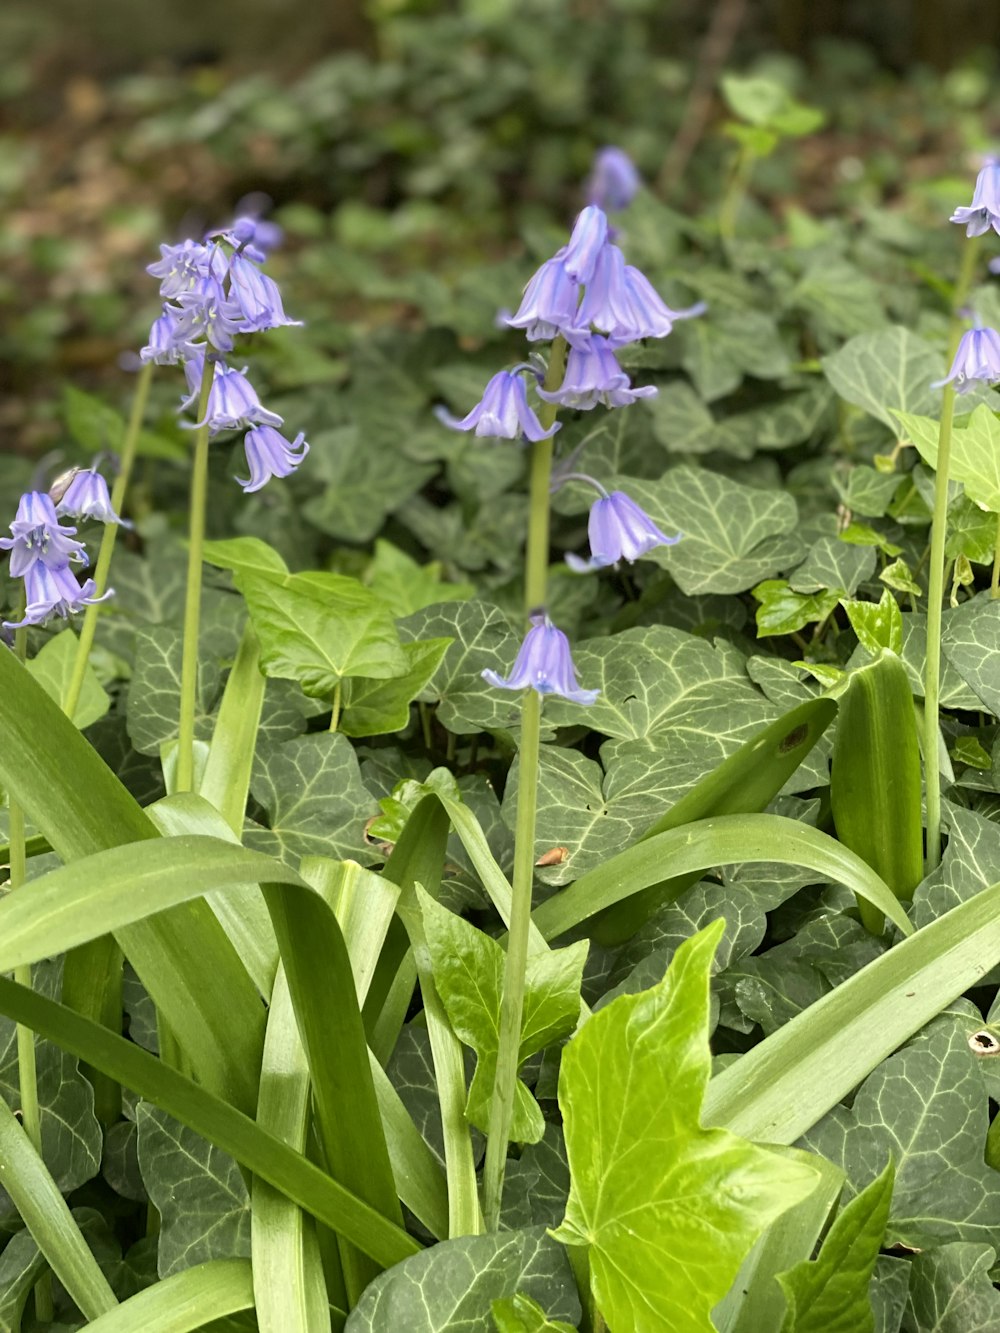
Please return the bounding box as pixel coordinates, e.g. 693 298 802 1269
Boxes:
140 306 191 365
209 215 284 263
182 355 284 433
0 492 87 578
586 147 641 212
238 426 310 492
55 470 129 527
3 560 110 630
506 257 586 345
932 325 1000 392
436 370 560 442
228 254 301 333
538 335 657 410
567 491 680 572
482 614 598 704
173 274 246 353
950 158 1000 237
576 245 706 341
561 206 609 285
146 239 223 300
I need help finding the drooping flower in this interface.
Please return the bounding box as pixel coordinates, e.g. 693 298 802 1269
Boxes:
146 239 224 300
436 369 560 442
55 470 128 527
950 158 1000 237
140 306 191 365
238 426 310 492
586 147 641 212
505 257 586 344
482 614 598 704
3 560 110 630
0 492 87 577
182 355 284 433
538 335 657 410
575 245 706 341
208 215 284 263
932 324 1000 392
228 253 302 334
560 205 609 285
567 490 680 571
173 274 247 353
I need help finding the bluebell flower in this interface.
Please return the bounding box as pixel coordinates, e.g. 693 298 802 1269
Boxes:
576 245 706 341
209 215 284 263
482 614 598 704
140 306 191 365
55 469 129 527
951 158 1000 237
586 147 641 212
560 206 609 285
3 560 110 630
506 257 586 345
932 324 1000 392
238 426 310 492
436 369 560 442
538 335 657 410
567 490 680 571
182 356 284 433
146 239 223 300
0 492 87 578
228 254 302 333
173 274 247 353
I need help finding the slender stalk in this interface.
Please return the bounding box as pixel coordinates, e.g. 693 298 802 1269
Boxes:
482 336 567 1230
991 512 1000 600
63 361 153 722
924 237 980 870
719 143 755 244
175 358 215 795
329 681 342 733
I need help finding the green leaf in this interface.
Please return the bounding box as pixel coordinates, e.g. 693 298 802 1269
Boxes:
801 1015 1000 1248
492 1292 575 1332
342 638 452 737
419 890 587 1144
552 923 818 1332
904 1242 1000 1332
897 405 1000 512
678 311 791 402
752 580 841 636
941 592 1000 717
79 1260 255 1333
822 328 943 430
239 570 407 697
789 536 876 598
303 425 436 544
777 1162 894 1333
62 385 125 457
720 74 788 126
344 1227 580 1332
126 623 226 756
202 536 290 578
26 631 109 729
366 540 474 616
789 259 885 341
136 1103 251 1277
842 590 903 656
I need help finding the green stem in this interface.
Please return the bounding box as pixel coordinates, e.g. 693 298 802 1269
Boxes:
329 681 342 733
924 236 980 871
991 512 1000 600
175 358 215 795
719 143 755 244
63 361 153 723
482 336 567 1231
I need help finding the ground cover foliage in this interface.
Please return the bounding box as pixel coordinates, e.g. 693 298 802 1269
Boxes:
5 11 1000 1332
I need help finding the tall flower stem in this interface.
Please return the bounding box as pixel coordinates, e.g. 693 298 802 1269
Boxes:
483 336 567 1231
64 361 154 722
924 236 980 870
176 358 215 795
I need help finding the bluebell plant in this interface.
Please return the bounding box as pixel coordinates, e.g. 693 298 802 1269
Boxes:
950 156 1000 238
933 321 1000 392
483 614 599 704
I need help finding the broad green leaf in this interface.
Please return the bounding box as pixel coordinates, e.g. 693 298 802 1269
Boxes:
720 73 788 125
492 1292 575 1332
897 405 1000 513
79 1260 255 1333
838 466 901 520
419 890 587 1143
898 610 981 710
842 590 903 656
0 1227 46 1330
366 540 474 616
911 802 1000 927
678 310 791 401
344 1227 580 1332
904 1243 1000 1332
303 425 436 544
26 631 109 729
789 536 876 598
342 638 452 737
62 385 125 458
871 1256 910 1333
752 580 841 636
711 384 834 457
239 570 407 697
801 1016 1000 1248
822 328 942 430
500 1124 570 1232
136 1102 250 1278
202 536 290 578
552 923 818 1333
941 592 1000 717
623 466 802 595
777 1162 894 1333
789 258 885 341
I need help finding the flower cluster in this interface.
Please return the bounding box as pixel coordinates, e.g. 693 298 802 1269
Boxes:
1 470 122 630
142 215 309 493
947 161 1000 391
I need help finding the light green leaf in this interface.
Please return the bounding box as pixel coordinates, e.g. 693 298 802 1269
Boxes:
822 328 942 429
720 73 788 125
136 1102 251 1278
838 466 901 519
553 923 818 1332
239 570 407 697
419 889 587 1144
753 580 841 636
777 1161 894 1333
78 1259 256 1333
26 630 109 729
366 540 474 617
202 536 289 578
492 1292 575 1332
905 1243 1000 1332
342 638 452 737
842 590 903 656
897 405 1000 513
801 1016 1000 1248
344 1227 580 1332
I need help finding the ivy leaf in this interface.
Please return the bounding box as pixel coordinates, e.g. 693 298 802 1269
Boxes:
303 425 436 544
941 592 1000 717
897 406 1000 513
752 580 842 636
419 889 588 1144
341 638 452 737
841 589 903 657
800 1015 1000 1248
822 327 942 429
789 258 886 342
777 1161 894 1333
788 536 876 598
136 1102 250 1278
344 1227 580 1332
365 540 474 617
202 536 289 578
552 922 818 1332
501 1124 570 1232
904 1243 1000 1333
26 630 109 729
492 1293 576 1332
239 569 407 698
